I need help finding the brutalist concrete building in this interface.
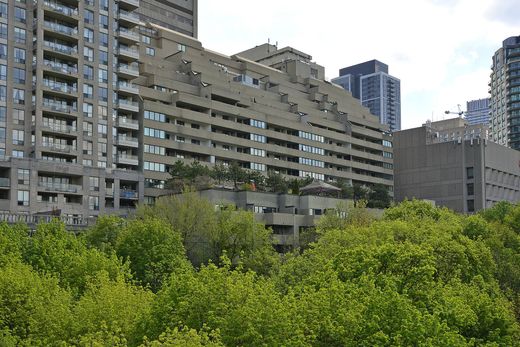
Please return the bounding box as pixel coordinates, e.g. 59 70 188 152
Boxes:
394 118 520 213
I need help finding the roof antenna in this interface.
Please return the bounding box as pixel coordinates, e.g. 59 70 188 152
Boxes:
275 41 278 50
268 38 270 53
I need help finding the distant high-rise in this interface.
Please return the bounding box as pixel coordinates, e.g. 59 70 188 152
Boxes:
489 35 520 149
465 98 490 126
332 60 401 132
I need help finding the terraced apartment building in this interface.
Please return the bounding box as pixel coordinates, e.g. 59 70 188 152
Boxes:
135 26 394 204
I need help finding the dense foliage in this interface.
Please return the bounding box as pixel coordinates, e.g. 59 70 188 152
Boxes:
0 200 519 346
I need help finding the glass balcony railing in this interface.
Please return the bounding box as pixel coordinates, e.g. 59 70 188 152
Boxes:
43 21 78 36
117 63 139 74
42 123 77 133
41 142 76 153
119 9 140 21
38 181 82 193
117 99 139 108
42 80 77 94
117 81 139 92
42 60 78 75
43 1 79 17
117 46 139 58
42 100 77 113
117 27 139 40
120 189 138 199
43 41 78 55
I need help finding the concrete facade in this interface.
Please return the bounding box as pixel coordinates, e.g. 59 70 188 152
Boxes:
394 118 520 213
332 60 401 132
135 27 394 205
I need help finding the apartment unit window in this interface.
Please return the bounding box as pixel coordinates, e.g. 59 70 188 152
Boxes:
191 139 200 145
176 136 185 143
0 86 6 101
14 7 26 23
144 110 166 122
299 170 324 180
13 48 25 63
83 140 93 155
83 65 94 80
0 127 5 141
84 28 94 43
89 177 99 191
83 103 93 117
0 23 7 39
250 148 266 157
250 162 266 172
299 157 325 168
17 190 29 206
98 105 108 120
467 199 475 213
0 2 6 18
83 121 93 137
466 167 474 179
99 14 108 29
145 47 155 56
13 68 25 84
250 133 266 143
97 124 107 138
383 140 392 147
144 144 165 155
12 150 23 158
250 119 266 129
0 64 6 80
98 142 107 157
85 9 94 24
100 33 108 47
83 159 93 166
177 43 186 52
467 183 474 196
141 35 151 44
144 196 155 205
383 151 393 159
191 123 200 129
98 69 108 83
13 89 24 104
12 129 24 145
83 84 93 99
144 161 166 172
0 107 5 122
98 87 108 102
97 161 106 168
144 127 166 139
14 27 25 44
299 144 324 155
17 169 29 185
84 47 94 62
99 0 108 11
99 51 108 65
88 196 99 210
299 130 324 143
0 44 6 59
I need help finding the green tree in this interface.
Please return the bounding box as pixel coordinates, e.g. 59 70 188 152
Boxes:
83 215 125 254
367 183 392 208
265 170 288 193
116 218 189 292
140 327 223 347
227 161 246 189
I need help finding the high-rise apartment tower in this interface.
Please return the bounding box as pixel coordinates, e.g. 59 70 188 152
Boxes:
489 35 520 149
332 60 401 132
465 98 490 126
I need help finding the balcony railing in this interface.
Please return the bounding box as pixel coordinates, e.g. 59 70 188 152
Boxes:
41 142 76 153
0 177 10 187
43 41 78 55
42 100 77 114
116 117 139 129
117 27 139 41
117 46 139 59
120 189 138 199
42 60 78 75
42 123 77 134
117 81 139 93
116 136 139 147
38 181 82 193
43 21 78 36
43 1 79 17
119 9 140 21
42 80 77 94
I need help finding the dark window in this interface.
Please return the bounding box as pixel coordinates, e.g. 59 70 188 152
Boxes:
467 183 474 196
467 199 475 213
466 167 474 179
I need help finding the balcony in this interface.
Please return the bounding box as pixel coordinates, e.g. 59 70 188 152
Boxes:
42 100 77 116
41 80 77 96
41 142 76 154
120 189 139 199
43 21 78 39
118 10 140 26
43 1 79 18
41 123 77 135
116 154 139 166
116 81 139 95
116 99 139 112
116 63 139 78
38 181 82 193
116 117 139 130
43 41 78 58
116 136 139 148
117 27 140 43
118 0 140 10
41 60 78 77
0 177 10 188
117 46 140 60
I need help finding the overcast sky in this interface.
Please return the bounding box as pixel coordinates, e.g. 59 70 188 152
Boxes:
197 0 519 130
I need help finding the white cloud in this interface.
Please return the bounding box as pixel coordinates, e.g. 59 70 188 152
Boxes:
198 0 519 129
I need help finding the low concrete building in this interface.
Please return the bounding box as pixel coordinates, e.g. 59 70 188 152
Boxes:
394 118 520 213
195 188 382 251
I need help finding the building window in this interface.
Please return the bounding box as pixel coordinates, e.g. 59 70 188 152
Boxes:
13 68 25 84
84 47 94 62
0 2 6 18
0 23 7 39
13 89 24 104
12 150 23 158
144 110 166 122
83 121 93 137
144 127 166 139
98 87 108 102
84 9 94 24
0 64 7 80
17 169 29 185
100 32 108 47
83 103 93 117
99 51 108 65
177 43 186 52
250 162 266 172
13 47 25 63
88 196 99 210
467 183 474 196
97 142 107 157
250 119 266 129
83 84 93 99
145 47 155 56
83 140 93 155
0 86 6 101
98 69 108 83
84 28 94 43
89 177 99 191
14 27 26 44
0 44 6 59
99 0 108 11
83 65 94 80
17 190 29 206
141 35 151 44
466 167 474 179
12 129 24 145
467 199 475 213
99 14 108 29
97 124 107 138
0 107 5 122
